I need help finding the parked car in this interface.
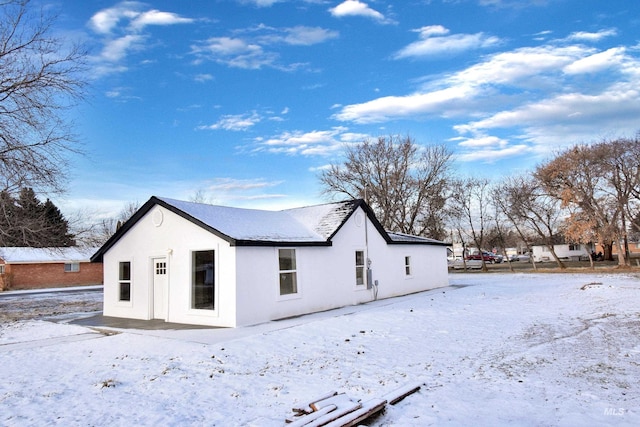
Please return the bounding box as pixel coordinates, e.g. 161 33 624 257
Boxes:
450 258 483 270
509 253 531 262
466 251 497 263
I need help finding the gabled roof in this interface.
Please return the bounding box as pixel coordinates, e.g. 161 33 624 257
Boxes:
0 247 99 264
91 196 446 262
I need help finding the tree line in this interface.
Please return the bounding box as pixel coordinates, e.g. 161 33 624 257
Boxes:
320 135 640 270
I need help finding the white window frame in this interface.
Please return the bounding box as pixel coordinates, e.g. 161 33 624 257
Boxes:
277 248 300 299
355 250 366 286
0 265 5 275
64 262 80 273
190 249 216 312
404 256 412 277
118 261 132 302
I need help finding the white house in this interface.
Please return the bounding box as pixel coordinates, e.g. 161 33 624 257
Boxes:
532 243 591 262
91 197 449 327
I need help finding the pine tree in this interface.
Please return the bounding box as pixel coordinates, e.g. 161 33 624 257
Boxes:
0 188 74 247
42 199 73 246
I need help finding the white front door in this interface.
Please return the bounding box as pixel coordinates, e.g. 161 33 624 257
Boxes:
152 258 168 320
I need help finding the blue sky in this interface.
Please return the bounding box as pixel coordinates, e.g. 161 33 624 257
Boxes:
46 0 640 218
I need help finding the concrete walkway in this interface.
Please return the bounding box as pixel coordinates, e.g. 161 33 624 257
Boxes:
71 314 216 330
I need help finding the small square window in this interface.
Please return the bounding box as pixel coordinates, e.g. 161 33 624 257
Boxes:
64 262 80 272
155 262 167 275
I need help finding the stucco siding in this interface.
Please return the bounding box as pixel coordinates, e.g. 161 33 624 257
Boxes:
103 206 238 327
234 207 448 326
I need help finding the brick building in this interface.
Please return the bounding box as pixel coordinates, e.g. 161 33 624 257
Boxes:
0 247 103 291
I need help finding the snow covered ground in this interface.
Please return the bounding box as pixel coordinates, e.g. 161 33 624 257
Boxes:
1 272 639 426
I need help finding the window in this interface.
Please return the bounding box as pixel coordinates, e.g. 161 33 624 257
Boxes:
0 265 4 275
118 262 131 302
569 244 580 251
355 251 365 286
192 250 214 310
64 262 80 272
155 261 166 275
405 256 412 276
278 249 297 295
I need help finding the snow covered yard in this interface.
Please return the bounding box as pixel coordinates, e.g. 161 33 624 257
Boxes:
1 273 639 426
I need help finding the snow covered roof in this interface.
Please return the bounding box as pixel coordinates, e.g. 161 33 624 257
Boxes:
0 247 100 264
157 197 354 242
387 232 445 245
91 196 447 262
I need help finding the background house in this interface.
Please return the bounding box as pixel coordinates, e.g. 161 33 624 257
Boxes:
0 247 102 291
531 243 591 262
92 197 449 327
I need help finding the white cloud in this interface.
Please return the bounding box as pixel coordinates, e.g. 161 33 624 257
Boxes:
89 2 139 34
191 25 336 70
252 127 368 156
329 0 392 24
456 144 531 163
457 88 640 134
566 28 618 42
199 112 262 131
130 10 194 30
192 37 276 69
395 26 501 59
333 86 475 123
280 26 339 46
206 177 282 192
335 44 595 124
194 73 214 83
456 134 508 148
335 35 640 164
88 2 194 75
99 34 146 62
563 47 626 75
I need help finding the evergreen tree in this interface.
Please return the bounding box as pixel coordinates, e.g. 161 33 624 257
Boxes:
42 199 74 246
0 188 73 247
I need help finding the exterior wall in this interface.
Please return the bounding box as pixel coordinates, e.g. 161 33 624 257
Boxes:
0 261 102 290
234 207 449 326
103 205 238 327
532 244 590 262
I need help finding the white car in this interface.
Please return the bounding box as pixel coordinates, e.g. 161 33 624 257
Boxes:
450 258 482 270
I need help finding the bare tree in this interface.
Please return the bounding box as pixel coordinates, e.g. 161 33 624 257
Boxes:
320 135 453 239
0 0 87 195
536 138 640 267
493 177 538 270
448 177 492 272
503 175 567 268
74 201 141 246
